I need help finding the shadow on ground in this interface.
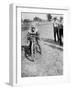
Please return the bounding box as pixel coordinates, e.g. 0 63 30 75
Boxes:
48 44 63 51
42 38 63 51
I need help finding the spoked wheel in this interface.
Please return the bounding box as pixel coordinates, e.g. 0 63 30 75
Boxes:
23 40 35 62
28 42 41 62
24 34 41 62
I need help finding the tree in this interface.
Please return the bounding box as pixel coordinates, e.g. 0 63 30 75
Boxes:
23 19 31 23
33 17 42 22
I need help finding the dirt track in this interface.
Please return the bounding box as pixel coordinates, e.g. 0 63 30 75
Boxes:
21 40 63 77
21 22 63 77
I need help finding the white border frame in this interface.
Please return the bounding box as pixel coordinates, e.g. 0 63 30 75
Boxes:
9 4 70 86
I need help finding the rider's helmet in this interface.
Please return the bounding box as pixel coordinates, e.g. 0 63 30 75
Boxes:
31 26 35 33
54 17 57 21
28 22 38 34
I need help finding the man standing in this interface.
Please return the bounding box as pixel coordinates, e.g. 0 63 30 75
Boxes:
58 17 63 46
53 17 59 42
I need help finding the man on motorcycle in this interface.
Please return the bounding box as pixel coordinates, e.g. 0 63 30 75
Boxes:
27 25 41 57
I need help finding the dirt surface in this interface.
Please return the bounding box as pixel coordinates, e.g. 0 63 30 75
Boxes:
21 22 63 77
21 40 63 77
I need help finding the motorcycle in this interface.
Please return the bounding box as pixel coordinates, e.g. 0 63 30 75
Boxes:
22 33 41 62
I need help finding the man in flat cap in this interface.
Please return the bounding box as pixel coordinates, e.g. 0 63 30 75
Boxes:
53 17 59 42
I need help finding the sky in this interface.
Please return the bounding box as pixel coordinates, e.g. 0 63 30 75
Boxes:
21 13 47 20
21 13 63 21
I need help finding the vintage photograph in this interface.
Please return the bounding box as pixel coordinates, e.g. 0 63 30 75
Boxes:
21 12 63 77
